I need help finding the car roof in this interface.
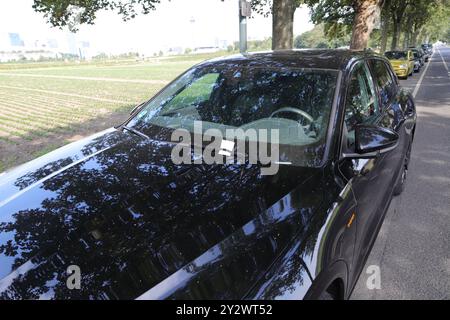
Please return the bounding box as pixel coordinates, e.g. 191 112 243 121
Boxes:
385 50 408 53
197 49 383 71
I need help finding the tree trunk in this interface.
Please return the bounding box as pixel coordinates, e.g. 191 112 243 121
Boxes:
380 16 390 53
403 17 412 48
413 28 425 47
379 0 391 54
390 1 410 50
391 20 400 50
411 32 419 47
272 0 296 50
403 31 410 48
350 0 383 50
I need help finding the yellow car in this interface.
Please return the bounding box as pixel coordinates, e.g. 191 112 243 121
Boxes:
384 50 415 79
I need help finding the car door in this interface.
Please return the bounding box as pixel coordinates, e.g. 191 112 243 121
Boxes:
407 51 415 74
336 59 389 285
368 58 409 201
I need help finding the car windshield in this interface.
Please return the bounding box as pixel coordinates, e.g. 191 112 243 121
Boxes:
385 51 407 60
127 63 339 167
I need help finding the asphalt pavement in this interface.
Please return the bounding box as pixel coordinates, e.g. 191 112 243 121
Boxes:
352 46 450 299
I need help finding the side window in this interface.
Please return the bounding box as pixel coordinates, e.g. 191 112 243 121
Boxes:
344 62 379 149
369 59 396 106
408 51 413 61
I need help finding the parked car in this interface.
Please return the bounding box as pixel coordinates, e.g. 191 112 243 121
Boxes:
385 50 415 79
409 47 426 65
0 50 416 300
419 47 430 62
421 43 433 56
409 49 423 72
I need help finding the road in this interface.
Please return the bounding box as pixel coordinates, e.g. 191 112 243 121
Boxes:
352 46 450 299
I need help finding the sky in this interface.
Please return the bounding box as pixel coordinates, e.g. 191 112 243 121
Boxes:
0 0 314 55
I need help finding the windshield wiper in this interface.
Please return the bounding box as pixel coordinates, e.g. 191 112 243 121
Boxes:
122 126 150 139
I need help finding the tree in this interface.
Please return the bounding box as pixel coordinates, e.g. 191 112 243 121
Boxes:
271 0 298 49
389 0 411 50
306 0 384 50
306 0 354 42
294 24 350 49
398 0 436 47
33 0 302 50
32 0 163 31
379 0 391 53
415 0 450 44
349 0 384 50
251 0 303 49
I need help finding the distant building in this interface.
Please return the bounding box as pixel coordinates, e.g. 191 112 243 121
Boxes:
167 47 184 56
8 33 24 47
0 31 92 62
47 39 58 49
193 46 220 54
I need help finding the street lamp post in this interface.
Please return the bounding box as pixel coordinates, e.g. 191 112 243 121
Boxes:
239 0 251 53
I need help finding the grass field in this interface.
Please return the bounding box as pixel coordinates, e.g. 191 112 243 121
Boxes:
0 52 226 172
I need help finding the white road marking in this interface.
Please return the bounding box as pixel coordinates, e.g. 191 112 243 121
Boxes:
438 48 449 72
0 85 130 104
412 52 433 98
0 72 169 85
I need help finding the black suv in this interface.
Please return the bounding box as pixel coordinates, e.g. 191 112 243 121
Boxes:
0 50 416 300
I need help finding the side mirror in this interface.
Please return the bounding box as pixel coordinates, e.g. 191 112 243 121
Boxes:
343 125 399 159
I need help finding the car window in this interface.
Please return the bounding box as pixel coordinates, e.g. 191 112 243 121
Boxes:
344 62 379 149
127 65 339 167
165 73 220 112
369 59 396 106
385 51 407 60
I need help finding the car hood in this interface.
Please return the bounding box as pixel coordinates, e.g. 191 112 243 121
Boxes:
389 59 408 65
0 128 322 299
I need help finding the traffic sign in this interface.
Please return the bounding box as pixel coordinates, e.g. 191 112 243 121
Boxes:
240 0 252 18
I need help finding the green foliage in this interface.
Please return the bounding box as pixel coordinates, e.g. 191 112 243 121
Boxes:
32 0 449 51
370 0 448 50
446 29 450 43
304 0 355 40
294 24 350 48
419 0 450 43
250 0 303 17
229 38 272 52
33 0 303 30
248 38 272 51
33 0 163 30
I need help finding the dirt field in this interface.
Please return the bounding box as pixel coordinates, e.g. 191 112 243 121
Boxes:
0 53 223 172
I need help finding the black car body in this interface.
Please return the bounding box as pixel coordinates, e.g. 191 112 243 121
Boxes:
0 50 416 300
409 48 423 72
419 48 429 62
421 44 433 58
409 47 426 65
